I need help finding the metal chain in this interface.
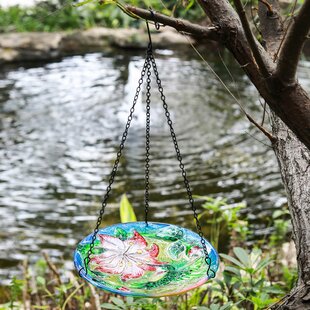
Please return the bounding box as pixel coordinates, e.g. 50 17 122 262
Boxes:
149 54 216 278
144 56 152 225
79 23 215 278
80 57 149 276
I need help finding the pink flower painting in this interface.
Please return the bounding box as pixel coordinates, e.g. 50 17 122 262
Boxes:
90 231 166 281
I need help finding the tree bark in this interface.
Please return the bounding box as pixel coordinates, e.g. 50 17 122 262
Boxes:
127 2 310 151
196 0 310 152
275 0 310 85
271 118 310 309
199 3 310 306
258 1 310 308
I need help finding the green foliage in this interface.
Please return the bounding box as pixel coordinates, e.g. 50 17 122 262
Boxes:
196 303 234 310
0 250 296 310
0 0 306 33
120 194 137 223
0 2 112 32
0 194 297 309
9 277 24 309
218 248 284 309
269 208 290 247
281 265 298 292
0 0 205 33
197 196 247 249
101 296 162 309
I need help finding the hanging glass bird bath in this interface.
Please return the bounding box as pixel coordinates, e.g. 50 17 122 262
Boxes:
74 20 219 297
74 222 219 297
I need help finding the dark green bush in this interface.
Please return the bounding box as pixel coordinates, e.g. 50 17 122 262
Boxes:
0 0 205 33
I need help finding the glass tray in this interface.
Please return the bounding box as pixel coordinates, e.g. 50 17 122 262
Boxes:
74 222 219 297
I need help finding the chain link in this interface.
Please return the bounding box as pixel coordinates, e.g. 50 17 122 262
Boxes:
150 54 215 278
80 57 149 276
144 56 152 225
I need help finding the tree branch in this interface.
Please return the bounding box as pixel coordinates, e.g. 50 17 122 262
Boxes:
196 0 310 150
246 113 277 143
275 0 310 85
125 0 310 150
258 0 283 55
258 0 274 15
125 5 219 40
233 0 271 78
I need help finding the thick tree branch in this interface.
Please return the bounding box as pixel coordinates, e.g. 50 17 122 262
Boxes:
233 0 271 78
258 0 283 55
196 0 274 76
127 3 275 142
275 0 310 85
258 0 274 15
127 1 310 151
125 5 219 40
196 0 310 150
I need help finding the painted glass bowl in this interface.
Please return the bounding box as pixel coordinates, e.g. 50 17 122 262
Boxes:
74 222 219 297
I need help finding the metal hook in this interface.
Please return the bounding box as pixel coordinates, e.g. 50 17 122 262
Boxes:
146 20 153 54
146 9 160 54
149 9 160 30
78 267 84 277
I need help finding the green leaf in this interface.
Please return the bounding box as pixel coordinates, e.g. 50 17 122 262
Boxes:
220 253 245 269
110 297 126 309
272 210 283 219
36 276 46 287
223 272 232 287
256 257 273 272
263 286 285 295
233 247 250 268
125 296 134 305
253 278 265 288
100 303 122 310
210 305 221 310
220 302 234 310
120 194 137 223
185 0 195 11
224 266 241 277
74 0 95 7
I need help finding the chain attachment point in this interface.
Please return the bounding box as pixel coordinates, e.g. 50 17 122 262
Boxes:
149 9 160 30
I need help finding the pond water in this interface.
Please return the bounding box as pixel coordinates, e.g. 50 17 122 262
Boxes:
0 48 309 283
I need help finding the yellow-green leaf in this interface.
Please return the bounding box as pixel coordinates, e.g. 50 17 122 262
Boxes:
120 194 137 223
74 0 95 7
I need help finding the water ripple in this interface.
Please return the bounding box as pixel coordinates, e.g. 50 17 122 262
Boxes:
1 51 308 281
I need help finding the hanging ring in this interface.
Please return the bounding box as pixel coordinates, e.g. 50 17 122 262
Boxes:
146 9 160 55
78 267 84 277
149 8 160 30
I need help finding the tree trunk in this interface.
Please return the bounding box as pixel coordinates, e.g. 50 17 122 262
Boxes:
271 118 310 309
127 1 310 307
258 1 310 307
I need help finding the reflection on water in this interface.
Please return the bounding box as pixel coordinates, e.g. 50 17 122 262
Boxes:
0 49 308 282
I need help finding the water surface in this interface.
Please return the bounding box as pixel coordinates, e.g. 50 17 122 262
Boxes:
1 49 308 282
